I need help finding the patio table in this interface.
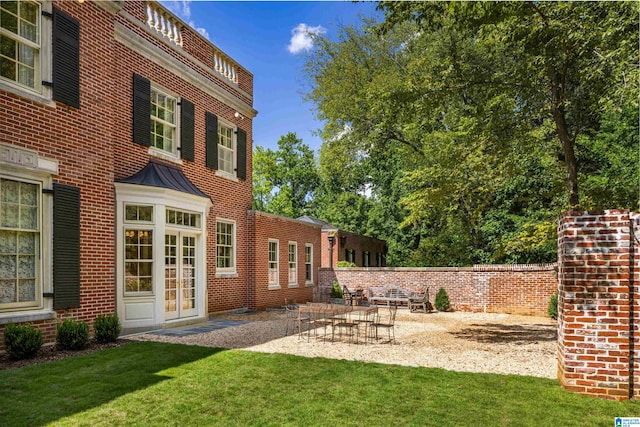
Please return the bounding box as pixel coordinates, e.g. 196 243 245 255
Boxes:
298 305 377 343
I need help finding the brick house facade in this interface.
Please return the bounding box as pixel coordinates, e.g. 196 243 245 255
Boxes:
248 211 321 310
0 0 262 340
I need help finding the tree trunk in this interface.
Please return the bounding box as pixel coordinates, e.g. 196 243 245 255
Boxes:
551 75 580 208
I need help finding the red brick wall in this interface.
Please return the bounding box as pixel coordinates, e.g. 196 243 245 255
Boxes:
320 230 386 268
113 3 254 313
249 212 321 310
318 264 557 315
0 0 255 349
0 1 118 348
557 210 639 400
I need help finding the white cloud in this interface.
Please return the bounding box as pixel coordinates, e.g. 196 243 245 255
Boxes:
161 0 210 40
287 23 326 54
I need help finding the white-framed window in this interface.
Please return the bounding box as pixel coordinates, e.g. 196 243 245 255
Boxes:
0 175 42 310
123 229 153 293
304 244 313 285
288 242 297 286
218 121 235 176
166 208 200 228
268 239 278 287
216 219 235 273
150 86 178 156
0 0 40 91
123 204 154 294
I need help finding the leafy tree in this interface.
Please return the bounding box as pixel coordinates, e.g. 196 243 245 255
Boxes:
252 132 320 218
377 1 639 208
302 4 638 266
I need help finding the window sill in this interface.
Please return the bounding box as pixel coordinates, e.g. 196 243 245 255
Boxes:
288 284 299 288
0 81 55 108
215 170 239 182
305 282 314 287
268 285 281 290
148 147 183 164
0 309 55 325
215 272 238 278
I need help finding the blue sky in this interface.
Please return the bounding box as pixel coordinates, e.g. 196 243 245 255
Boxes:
161 1 381 153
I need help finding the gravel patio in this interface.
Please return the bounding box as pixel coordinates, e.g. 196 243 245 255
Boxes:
130 310 557 379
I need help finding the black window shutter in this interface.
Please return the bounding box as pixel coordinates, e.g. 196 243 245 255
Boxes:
53 183 81 310
52 8 80 108
180 98 195 161
236 128 247 180
205 112 218 169
132 74 151 147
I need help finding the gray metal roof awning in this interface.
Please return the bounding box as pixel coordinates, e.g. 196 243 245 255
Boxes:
117 159 209 199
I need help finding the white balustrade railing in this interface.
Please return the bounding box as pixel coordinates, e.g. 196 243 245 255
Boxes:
145 1 239 85
146 2 182 46
213 51 238 84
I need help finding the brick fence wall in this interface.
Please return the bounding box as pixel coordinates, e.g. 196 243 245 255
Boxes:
317 263 558 316
557 210 640 400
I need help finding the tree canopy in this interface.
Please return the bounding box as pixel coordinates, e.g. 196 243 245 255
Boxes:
255 2 639 267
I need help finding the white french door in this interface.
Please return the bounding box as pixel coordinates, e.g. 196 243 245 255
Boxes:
164 232 198 320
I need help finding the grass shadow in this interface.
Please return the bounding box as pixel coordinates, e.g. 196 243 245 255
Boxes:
450 323 557 345
0 341 222 426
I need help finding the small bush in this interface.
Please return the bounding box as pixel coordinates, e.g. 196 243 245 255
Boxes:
94 313 121 343
56 318 89 350
330 281 343 299
336 261 357 268
3 323 43 360
434 287 451 312
548 292 558 320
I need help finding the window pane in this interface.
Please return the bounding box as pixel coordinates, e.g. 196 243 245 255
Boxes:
20 1 38 25
0 230 16 253
1 1 18 15
19 21 36 44
0 34 16 58
18 278 35 301
138 206 152 222
17 255 34 278
0 279 16 303
1 179 20 203
0 255 16 278
0 9 18 33
0 203 19 228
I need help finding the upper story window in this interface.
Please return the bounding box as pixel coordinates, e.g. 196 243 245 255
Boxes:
218 122 235 175
0 176 41 310
150 87 178 155
0 0 40 91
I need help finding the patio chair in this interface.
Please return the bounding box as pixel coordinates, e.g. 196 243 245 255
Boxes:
333 310 360 345
408 287 433 313
342 286 354 306
284 299 311 337
371 305 398 344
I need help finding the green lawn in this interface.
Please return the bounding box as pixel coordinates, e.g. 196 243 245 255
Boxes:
0 341 638 426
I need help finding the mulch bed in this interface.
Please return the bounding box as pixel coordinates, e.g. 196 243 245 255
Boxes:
0 339 132 371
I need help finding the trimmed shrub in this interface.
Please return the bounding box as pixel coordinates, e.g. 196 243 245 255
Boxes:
56 318 89 350
330 281 343 299
548 292 558 320
434 287 451 312
336 261 357 268
94 313 121 343
3 323 43 360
